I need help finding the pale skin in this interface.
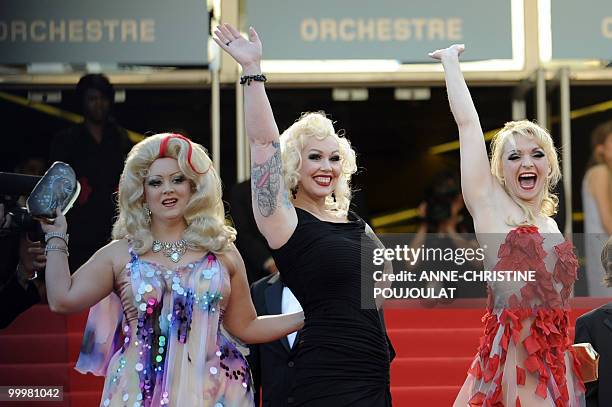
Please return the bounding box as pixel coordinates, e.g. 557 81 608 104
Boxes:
41 157 302 345
585 133 612 233
429 45 561 241
214 23 391 306
213 23 349 249
432 45 578 405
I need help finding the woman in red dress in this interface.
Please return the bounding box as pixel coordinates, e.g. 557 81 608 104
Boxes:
430 44 585 407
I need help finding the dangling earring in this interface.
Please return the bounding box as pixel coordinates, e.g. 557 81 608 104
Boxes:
332 192 337 203
143 204 151 224
291 185 299 199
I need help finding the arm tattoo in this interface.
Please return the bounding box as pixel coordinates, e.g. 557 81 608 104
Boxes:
251 141 283 217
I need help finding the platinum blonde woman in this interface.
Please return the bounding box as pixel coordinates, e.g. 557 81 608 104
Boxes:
430 44 585 406
42 133 303 407
214 23 393 407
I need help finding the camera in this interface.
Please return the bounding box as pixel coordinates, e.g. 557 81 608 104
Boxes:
0 172 44 241
424 174 460 226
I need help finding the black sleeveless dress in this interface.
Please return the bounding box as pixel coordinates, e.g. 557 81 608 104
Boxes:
271 208 392 406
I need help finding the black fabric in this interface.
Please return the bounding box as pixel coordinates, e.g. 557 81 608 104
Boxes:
271 208 392 407
0 239 41 329
247 273 299 407
574 303 612 407
49 122 132 271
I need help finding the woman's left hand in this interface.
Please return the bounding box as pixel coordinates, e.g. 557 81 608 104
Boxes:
39 207 68 235
428 44 465 61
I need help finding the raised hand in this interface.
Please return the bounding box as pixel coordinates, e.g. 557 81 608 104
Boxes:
39 207 68 235
428 44 465 61
213 23 262 70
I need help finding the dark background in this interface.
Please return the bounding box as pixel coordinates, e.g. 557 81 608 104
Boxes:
1 84 610 232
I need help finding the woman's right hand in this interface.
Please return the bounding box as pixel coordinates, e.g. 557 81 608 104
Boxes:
213 24 262 71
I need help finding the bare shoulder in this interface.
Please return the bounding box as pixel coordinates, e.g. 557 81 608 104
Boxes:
541 216 561 234
471 186 520 229
216 244 245 278
588 164 610 183
99 239 131 272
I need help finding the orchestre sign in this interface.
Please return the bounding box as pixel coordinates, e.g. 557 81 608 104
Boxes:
246 0 513 62
0 0 209 65
551 0 611 59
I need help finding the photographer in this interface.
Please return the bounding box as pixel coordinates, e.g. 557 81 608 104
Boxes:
0 202 46 328
406 172 485 301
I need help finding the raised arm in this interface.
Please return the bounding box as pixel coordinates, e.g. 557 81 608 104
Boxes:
429 45 497 217
221 246 303 344
41 209 116 313
214 24 297 249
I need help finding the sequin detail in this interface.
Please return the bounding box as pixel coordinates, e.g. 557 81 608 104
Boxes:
75 249 254 406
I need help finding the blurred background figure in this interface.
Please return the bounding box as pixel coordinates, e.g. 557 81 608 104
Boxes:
574 235 612 406
0 157 47 328
406 171 485 302
582 120 612 297
49 73 133 271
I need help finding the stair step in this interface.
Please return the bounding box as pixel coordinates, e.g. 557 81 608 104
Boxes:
70 390 103 407
390 357 472 387
1 305 66 335
383 308 485 329
0 363 71 387
66 311 89 334
0 334 70 364
391 385 460 406
388 328 481 357
0 362 105 392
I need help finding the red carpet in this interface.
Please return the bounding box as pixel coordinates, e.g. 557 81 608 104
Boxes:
385 298 609 406
0 299 606 406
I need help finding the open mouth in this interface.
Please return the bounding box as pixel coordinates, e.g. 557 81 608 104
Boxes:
518 173 537 190
313 175 332 187
162 198 178 207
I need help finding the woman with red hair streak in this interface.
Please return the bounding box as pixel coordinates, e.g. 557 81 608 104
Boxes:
42 133 303 407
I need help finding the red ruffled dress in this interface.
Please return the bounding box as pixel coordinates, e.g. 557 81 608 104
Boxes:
454 226 586 407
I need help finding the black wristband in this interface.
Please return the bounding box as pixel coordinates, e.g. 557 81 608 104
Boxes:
240 74 267 86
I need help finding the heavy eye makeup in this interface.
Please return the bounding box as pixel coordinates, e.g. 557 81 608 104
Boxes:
147 178 162 187
506 150 545 161
172 174 186 184
307 152 341 161
146 173 186 187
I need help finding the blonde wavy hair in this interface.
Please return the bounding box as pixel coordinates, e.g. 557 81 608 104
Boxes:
279 112 357 213
112 133 235 255
490 120 561 225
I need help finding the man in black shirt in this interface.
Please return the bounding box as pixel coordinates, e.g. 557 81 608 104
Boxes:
49 74 132 271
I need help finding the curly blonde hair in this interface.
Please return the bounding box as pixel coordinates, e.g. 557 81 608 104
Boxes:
489 120 561 225
112 133 235 255
279 112 357 213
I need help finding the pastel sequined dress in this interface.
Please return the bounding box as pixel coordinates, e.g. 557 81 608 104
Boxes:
75 246 254 407
454 226 586 407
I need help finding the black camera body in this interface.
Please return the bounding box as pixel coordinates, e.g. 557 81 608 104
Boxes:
0 172 44 241
424 178 459 227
